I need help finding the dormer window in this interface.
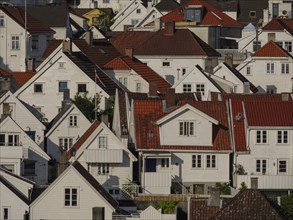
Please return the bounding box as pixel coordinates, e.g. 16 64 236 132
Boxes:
184 7 204 22
249 11 256 18
179 121 194 136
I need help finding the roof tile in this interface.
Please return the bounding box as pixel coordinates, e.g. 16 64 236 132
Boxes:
252 40 293 58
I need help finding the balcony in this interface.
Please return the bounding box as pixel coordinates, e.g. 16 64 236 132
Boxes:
143 172 171 194
236 174 293 189
0 146 23 159
84 149 123 163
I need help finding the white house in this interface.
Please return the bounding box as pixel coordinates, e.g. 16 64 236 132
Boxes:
110 0 150 31
0 7 55 71
30 161 122 220
231 100 293 191
0 116 50 185
15 40 122 121
263 0 293 24
67 120 137 200
126 205 176 220
172 65 224 100
0 90 47 149
130 96 232 195
237 40 293 93
45 103 91 162
0 167 34 220
103 55 171 93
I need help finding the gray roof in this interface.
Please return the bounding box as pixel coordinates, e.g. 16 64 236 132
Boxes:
155 0 180 12
237 0 268 25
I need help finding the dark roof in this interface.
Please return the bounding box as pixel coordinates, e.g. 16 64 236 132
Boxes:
222 63 258 93
104 56 172 93
64 51 123 96
69 7 93 18
204 0 238 12
212 189 289 219
0 176 30 205
1 6 55 33
73 39 122 67
73 161 118 209
237 0 268 25
190 198 220 220
19 99 44 122
42 39 63 59
27 5 68 27
134 29 221 57
155 0 180 12
46 104 72 133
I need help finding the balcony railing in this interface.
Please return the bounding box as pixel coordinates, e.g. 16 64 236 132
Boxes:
143 172 171 194
84 149 123 163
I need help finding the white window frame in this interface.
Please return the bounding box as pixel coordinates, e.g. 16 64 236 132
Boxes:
183 83 192 92
98 136 107 148
77 83 87 93
162 61 170 67
23 160 36 176
31 35 39 50
97 163 110 175
59 137 73 150
131 19 139 25
2 207 10 220
266 63 274 74
256 159 267 174
256 130 267 144
206 155 216 169
34 83 43 93
64 187 79 207
246 66 252 75
11 35 20 50
278 159 288 174
192 154 202 169
196 84 205 96
179 121 195 136
69 115 78 127
160 158 169 168
277 130 288 144
284 41 292 52
118 77 128 88
136 82 141 92
281 63 289 74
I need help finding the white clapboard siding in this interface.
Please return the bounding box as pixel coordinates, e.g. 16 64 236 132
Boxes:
237 175 293 189
0 146 23 159
85 149 123 163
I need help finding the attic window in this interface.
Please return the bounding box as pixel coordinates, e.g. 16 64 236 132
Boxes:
58 62 65 69
162 61 170 67
0 15 4 27
249 11 256 18
136 9 141 14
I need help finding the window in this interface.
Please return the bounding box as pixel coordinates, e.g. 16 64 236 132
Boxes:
256 159 267 174
192 155 202 168
69 115 78 126
179 121 194 136
266 85 277 94
59 138 73 150
196 84 205 96
131 19 139 25
256 130 267 144
246 66 252 75
136 9 141 14
266 63 274 74
31 35 38 50
162 61 170 67
8 134 19 146
0 134 5 146
206 155 216 168
58 62 65 69
59 81 68 92
109 188 120 195
64 187 78 207
272 3 279 18
77 84 87 93
277 131 288 144
278 160 287 173
0 15 4 27
118 77 127 88
97 163 109 175
11 35 20 50
23 160 36 175
2 207 10 220
103 0 110 3
160 158 169 168
183 84 192 92
34 83 43 93
284 42 292 52
136 82 141 92
182 68 186 75
98 136 107 148
249 11 256 18
253 41 261 51
281 63 289 74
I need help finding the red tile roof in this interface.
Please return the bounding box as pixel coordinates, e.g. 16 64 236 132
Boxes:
160 0 243 27
190 198 220 220
104 56 171 93
244 101 293 127
252 40 293 58
67 120 101 159
262 18 293 35
0 71 36 86
134 100 231 151
1 7 55 34
134 29 221 57
42 39 63 59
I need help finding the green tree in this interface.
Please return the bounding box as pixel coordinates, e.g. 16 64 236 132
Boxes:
72 93 100 122
215 182 231 195
156 201 177 214
281 194 293 216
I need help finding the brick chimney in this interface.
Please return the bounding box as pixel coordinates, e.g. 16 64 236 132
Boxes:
165 88 176 108
164 20 175 36
62 39 72 54
149 83 157 96
224 54 233 68
125 48 133 58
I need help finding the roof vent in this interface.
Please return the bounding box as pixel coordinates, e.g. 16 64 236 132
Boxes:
235 112 244 121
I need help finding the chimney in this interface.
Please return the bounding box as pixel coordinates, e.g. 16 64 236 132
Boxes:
61 89 71 111
165 88 176 109
224 54 233 68
208 187 220 207
101 114 109 126
125 48 133 58
205 58 214 74
148 83 157 96
2 103 11 116
85 30 93 46
0 77 11 92
62 39 72 54
58 147 68 176
164 20 175 36
154 18 162 31
27 58 35 71
243 81 250 94
281 93 289 101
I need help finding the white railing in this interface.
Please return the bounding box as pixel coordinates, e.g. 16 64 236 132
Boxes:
236 174 293 189
143 172 171 194
84 149 123 163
